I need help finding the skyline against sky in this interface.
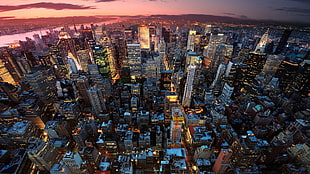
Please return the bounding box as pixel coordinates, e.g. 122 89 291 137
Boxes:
0 0 309 23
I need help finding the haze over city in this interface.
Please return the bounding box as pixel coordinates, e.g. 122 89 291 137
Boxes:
0 0 309 23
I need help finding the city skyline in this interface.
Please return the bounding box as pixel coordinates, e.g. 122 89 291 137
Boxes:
0 0 309 23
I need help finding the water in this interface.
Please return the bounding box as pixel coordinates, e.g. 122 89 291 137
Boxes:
0 18 126 47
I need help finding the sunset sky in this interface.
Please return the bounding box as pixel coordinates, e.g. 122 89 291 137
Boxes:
0 0 309 23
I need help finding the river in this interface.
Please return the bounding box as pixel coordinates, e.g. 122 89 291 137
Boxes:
0 17 127 47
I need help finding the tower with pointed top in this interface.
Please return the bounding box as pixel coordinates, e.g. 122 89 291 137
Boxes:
254 29 269 53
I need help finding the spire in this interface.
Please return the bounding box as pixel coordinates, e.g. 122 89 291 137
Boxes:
255 28 269 53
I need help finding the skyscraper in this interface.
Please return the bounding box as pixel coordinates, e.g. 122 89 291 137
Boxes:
187 30 196 52
25 66 56 104
62 151 83 174
182 64 196 107
88 86 106 116
76 76 91 106
125 43 142 77
254 29 269 53
244 52 267 81
28 137 61 171
138 25 150 50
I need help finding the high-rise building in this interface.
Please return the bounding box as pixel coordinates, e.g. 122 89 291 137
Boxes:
0 49 23 83
182 64 196 107
92 45 110 78
62 151 83 174
68 58 78 74
138 25 150 50
25 66 56 104
254 29 269 53
7 121 38 148
77 50 92 72
125 43 142 77
209 44 233 73
45 121 71 139
274 29 292 54
75 76 91 106
262 54 285 77
204 33 227 69
244 52 267 81
88 86 106 115
187 30 196 52
0 59 16 85
28 137 61 171
158 39 167 72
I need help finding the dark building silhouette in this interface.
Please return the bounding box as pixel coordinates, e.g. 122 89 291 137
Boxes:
274 29 292 55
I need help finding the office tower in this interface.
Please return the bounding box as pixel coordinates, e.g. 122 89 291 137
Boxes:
25 66 56 104
88 64 111 97
220 83 234 99
162 26 172 43
290 60 310 97
160 70 172 91
254 29 269 53
49 45 69 78
187 30 196 52
138 25 150 50
76 76 91 106
0 49 23 83
144 58 157 78
0 60 16 85
92 45 110 78
186 51 201 68
149 25 159 52
58 102 80 129
18 99 46 129
209 44 233 73
77 50 92 72
137 110 150 127
88 86 106 115
0 82 19 103
112 34 126 70
57 37 78 61
212 149 232 174
164 92 178 123
72 122 89 147
204 33 227 68
244 52 267 81
78 146 100 172
210 63 227 94
28 137 61 171
275 29 292 54
7 121 38 148
62 151 83 174
124 28 134 40
276 60 299 92
94 26 104 43
262 54 285 77
126 43 142 77
158 39 167 72
68 58 78 74
131 96 139 112
50 164 73 174
230 132 261 167
45 121 71 139
204 24 212 34
182 64 196 107
88 64 100 75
